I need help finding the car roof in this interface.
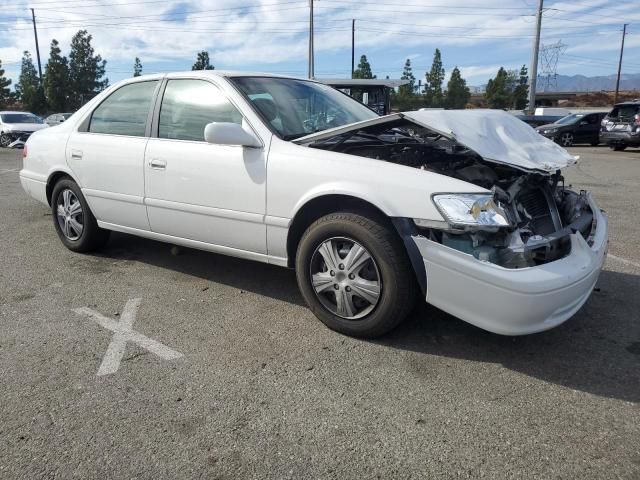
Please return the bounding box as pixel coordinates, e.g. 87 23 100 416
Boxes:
131 70 314 82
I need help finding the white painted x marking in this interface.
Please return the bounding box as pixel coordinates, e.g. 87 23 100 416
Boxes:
73 298 183 376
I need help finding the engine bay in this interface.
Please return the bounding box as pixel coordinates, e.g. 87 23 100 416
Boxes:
309 119 595 268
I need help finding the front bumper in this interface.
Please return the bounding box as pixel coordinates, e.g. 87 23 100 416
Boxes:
536 130 557 141
599 130 640 146
1 130 33 148
411 195 608 335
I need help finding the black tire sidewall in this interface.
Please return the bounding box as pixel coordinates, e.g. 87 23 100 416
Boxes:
296 213 414 337
51 178 106 252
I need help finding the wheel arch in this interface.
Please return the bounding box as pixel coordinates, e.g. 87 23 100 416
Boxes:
286 194 389 268
46 169 80 206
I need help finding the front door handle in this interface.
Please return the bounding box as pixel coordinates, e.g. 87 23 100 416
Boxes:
148 158 167 170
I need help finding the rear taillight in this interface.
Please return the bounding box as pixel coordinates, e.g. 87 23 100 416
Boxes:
22 145 27 158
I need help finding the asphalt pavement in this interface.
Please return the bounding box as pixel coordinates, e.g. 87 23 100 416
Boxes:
1 145 639 479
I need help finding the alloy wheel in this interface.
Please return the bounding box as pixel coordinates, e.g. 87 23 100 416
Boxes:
56 188 84 240
310 237 382 320
0 134 11 148
560 132 573 147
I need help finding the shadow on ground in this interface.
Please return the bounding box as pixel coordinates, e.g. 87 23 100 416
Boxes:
99 232 640 403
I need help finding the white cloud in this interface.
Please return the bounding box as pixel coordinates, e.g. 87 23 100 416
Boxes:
1 0 638 84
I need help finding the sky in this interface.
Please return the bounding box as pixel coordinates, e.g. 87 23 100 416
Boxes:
1 0 639 89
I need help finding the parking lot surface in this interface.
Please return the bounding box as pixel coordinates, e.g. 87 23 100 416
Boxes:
1 146 639 479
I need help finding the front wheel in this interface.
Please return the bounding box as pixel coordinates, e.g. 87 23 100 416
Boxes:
296 212 417 337
51 178 110 252
610 145 627 151
559 132 574 147
0 133 11 148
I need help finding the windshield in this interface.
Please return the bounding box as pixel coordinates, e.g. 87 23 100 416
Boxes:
1 113 43 124
554 113 583 125
230 77 378 140
610 105 640 121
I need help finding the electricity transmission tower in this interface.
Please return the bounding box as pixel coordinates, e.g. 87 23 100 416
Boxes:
539 41 567 92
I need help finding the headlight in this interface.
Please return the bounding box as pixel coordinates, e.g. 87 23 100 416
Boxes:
429 193 511 229
543 128 558 134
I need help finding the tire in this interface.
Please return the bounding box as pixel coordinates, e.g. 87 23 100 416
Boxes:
559 132 574 147
0 133 11 148
51 178 110 252
295 212 417 338
610 145 627 151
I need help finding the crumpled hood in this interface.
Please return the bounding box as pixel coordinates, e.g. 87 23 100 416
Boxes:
296 109 577 173
403 109 577 172
2 122 49 133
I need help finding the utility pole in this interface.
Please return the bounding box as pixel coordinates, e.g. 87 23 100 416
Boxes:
527 0 544 114
30 8 43 83
351 19 355 78
308 0 314 79
614 24 628 104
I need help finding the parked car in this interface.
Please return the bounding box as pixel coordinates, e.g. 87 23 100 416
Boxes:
514 114 565 128
599 100 640 151
0 111 48 148
20 72 608 337
535 112 607 146
45 113 73 126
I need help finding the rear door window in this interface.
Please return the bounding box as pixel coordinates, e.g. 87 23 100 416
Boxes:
89 80 159 136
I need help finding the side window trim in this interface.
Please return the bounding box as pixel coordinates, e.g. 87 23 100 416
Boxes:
150 78 168 138
77 80 162 137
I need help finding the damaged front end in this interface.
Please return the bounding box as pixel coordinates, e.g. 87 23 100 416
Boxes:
304 113 596 269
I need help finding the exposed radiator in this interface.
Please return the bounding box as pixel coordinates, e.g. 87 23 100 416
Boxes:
517 187 561 235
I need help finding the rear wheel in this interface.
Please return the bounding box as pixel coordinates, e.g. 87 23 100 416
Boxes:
295 212 417 337
610 145 627 151
0 133 11 148
51 178 110 252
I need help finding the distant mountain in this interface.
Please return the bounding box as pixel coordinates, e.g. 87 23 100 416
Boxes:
472 73 640 93
538 73 640 92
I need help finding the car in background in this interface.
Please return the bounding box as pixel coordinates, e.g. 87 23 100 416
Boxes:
599 100 640 151
535 112 606 147
45 113 73 126
0 111 49 148
515 107 573 128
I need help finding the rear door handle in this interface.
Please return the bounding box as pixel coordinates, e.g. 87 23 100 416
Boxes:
148 158 167 170
71 149 83 160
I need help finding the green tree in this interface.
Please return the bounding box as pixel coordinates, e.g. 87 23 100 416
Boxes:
444 66 470 109
511 64 529 110
43 40 70 112
68 30 108 109
353 55 376 79
424 48 445 107
0 60 12 108
484 67 511 109
133 57 142 77
192 51 214 70
398 58 416 97
16 51 47 113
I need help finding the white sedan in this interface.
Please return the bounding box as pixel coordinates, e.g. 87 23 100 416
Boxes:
19 72 608 337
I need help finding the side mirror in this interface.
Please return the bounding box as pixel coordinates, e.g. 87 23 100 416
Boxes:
204 122 262 148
